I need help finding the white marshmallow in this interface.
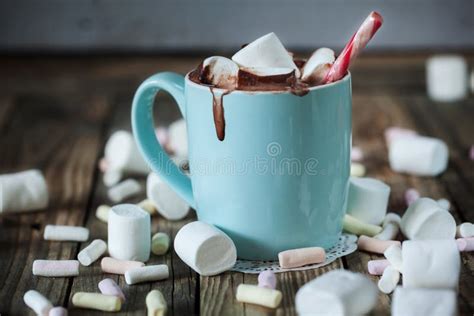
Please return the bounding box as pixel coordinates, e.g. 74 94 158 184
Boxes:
426 55 468 102
32 260 80 277
389 136 449 176
107 179 141 203
384 244 402 272
402 240 460 289
105 130 149 174
378 265 400 294
400 197 456 240
301 47 335 83
103 169 123 187
96 205 110 223
384 127 418 146
168 119 188 157
457 222 474 238
44 225 89 242
23 290 53 316
232 32 300 77
201 56 239 89
78 239 107 266
124 264 169 285
108 204 151 262
174 221 236 276
437 198 451 210
242 67 295 77
295 270 377 316
346 177 390 225
392 286 457 316
374 213 401 240
0 170 48 214
146 173 189 220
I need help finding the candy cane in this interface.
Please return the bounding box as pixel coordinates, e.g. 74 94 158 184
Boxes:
324 11 383 83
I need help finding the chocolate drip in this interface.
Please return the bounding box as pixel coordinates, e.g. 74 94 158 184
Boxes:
210 88 229 141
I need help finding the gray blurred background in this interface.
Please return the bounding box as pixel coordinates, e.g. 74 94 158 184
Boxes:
1 0 473 54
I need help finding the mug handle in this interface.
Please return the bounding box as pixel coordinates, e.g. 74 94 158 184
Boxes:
131 72 196 209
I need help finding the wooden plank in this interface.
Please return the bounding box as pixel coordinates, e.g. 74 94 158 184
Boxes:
0 94 112 315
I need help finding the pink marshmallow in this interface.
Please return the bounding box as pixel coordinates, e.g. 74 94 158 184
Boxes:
469 145 474 161
32 260 79 277
155 127 169 147
351 146 364 162
98 278 126 302
384 127 418 146
99 158 109 173
100 257 144 275
367 259 390 275
258 270 277 289
49 306 68 316
404 188 420 206
357 236 401 254
456 237 474 252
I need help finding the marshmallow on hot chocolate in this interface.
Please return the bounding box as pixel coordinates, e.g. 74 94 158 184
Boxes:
200 56 239 89
388 135 449 176
392 287 457 316
346 177 390 225
232 33 300 77
400 197 456 240
295 270 377 316
301 48 335 84
402 240 460 289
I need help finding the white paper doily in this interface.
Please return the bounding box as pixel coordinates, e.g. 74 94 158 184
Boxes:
231 234 358 273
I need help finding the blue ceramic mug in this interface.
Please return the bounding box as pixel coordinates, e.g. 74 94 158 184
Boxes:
132 71 352 260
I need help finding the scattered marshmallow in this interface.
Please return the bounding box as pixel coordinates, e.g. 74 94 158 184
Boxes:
137 199 156 215
367 259 390 275
48 306 68 316
389 136 449 176
301 47 335 84
147 173 189 220
404 188 420 206
357 235 401 254
437 198 451 210
151 232 170 255
124 264 169 285
384 127 418 146
201 56 239 89
232 32 300 77
400 197 456 240
105 130 149 175
351 146 364 162
32 260 79 277
43 225 89 242
155 127 169 148
168 119 188 157
278 247 325 269
470 144 474 160
107 179 141 203
384 244 402 272
101 257 144 275
103 169 123 187
23 290 53 316
457 223 474 238
0 169 48 214
108 204 151 262
456 237 474 252
95 205 110 223
236 284 282 309
402 240 460 289
146 290 167 316
295 270 377 316
378 265 400 294
258 270 277 289
350 162 366 177
374 213 401 240
98 158 109 173
346 177 390 225
78 239 107 266
72 292 121 312
426 55 468 102
392 286 457 316
98 278 126 303
343 214 382 237
174 221 237 276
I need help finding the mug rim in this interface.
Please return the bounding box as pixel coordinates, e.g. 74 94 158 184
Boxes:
185 71 351 95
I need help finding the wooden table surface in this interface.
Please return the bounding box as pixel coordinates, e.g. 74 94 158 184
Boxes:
0 55 473 315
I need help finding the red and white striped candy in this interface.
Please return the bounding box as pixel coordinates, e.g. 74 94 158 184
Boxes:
324 11 383 83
